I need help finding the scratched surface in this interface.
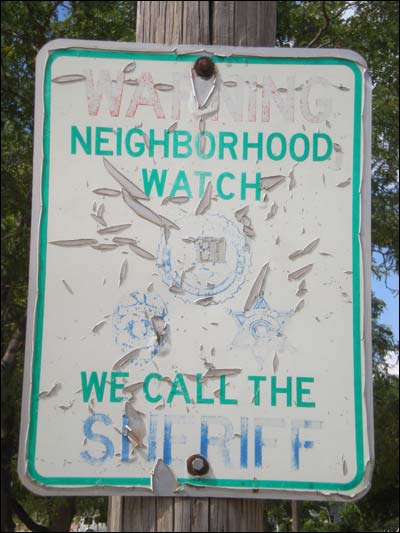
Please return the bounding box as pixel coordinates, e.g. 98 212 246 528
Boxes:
19 42 372 500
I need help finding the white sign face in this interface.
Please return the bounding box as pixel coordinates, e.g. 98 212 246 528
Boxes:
19 40 373 500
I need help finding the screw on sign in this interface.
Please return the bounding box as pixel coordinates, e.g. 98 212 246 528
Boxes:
193 56 216 79
187 454 210 476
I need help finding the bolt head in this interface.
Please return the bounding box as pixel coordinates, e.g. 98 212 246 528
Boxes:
193 57 216 79
186 454 210 476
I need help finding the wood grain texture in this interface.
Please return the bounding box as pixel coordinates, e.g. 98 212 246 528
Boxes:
108 2 276 530
136 1 276 46
137 1 211 44
107 496 122 532
213 1 276 46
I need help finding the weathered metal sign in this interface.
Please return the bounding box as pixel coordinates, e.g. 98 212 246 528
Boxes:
19 40 373 500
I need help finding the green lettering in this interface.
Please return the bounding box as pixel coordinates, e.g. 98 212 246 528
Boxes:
80 371 107 402
219 132 238 160
313 133 332 161
241 171 261 201
266 132 286 161
142 168 167 197
173 130 192 158
110 372 128 402
71 126 92 155
248 375 267 406
196 374 214 404
196 131 216 159
220 375 238 404
217 172 235 200
125 128 145 157
194 171 212 196
149 129 169 157
143 373 162 403
290 133 310 162
271 376 292 407
170 170 193 197
95 127 113 156
242 132 263 160
166 373 191 404
296 377 316 407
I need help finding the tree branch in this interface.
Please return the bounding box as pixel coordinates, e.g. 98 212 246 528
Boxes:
306 1 357 48
306 1 331 48
1 313 26 367
10 499 49 533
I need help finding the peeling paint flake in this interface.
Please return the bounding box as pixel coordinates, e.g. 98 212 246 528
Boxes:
289 238 320 260
273 353 279 373
91 214 107 227
151 316 167 344
223 80 237 87
122 190 163 227
203 368 242 379
52 74 86 83
195 181 212 215
234 205 249 222
336 177 351 188
92 188 121 196
92 320 107 334
162 196 190 205
58 400 75 411
289 169 296 190
333 84 350 91
97 224 132 235
97 203 105 218
123 61 136 73
154 83 174 91
167 121 178 133
243 225 255 237
125 402 146 448
265 201 278 220
160 214 180 231
194 296 216 306
260 175 286 191
39 382 62 399
113 348 142 371
288 263 313 281
103 157 148 200
124 78 139 85
50 239 98 247
296 280 308 298
112 237 137 246
151 458 178 495
91 244 119 251
62 280 74 294
119 259 128 286
129 244 156 260
244 262 269 312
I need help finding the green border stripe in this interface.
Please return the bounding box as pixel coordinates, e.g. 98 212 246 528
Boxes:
27 48 364 491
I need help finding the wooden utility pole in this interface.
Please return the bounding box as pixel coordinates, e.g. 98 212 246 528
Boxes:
291 500 299 532
108 2 277 531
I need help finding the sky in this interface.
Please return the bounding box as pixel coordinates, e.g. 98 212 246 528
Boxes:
372 271 399 375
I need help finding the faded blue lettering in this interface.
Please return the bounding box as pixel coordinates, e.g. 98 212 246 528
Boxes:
291 419 322 470
148 414 157 461
240 417 248 468
81 413 114 464
200 416 233 466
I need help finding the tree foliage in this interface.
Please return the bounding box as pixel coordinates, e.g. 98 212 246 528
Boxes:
1 1 398 532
